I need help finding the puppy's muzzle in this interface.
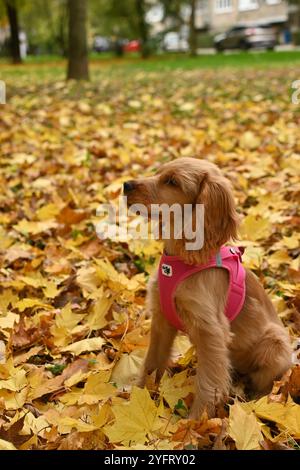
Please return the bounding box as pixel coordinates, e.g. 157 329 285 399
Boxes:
123 180 136 195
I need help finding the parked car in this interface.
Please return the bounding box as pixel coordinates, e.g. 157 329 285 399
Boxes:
123 40 140 53
214 25 277 52
162 32 189 52
93 36 112 53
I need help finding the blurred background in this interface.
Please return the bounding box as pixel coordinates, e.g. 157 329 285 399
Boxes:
0 0 300 74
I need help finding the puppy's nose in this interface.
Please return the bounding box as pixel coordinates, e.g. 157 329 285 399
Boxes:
123 181 136 194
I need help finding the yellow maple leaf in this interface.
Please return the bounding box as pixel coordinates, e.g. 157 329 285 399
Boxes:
15 298 52 312
86 292 112 331
76 265 101 295
290 256 300 271
36 203 61 221
50 304 86 347
13 219 58 235
241 246 264 270
23 411 50 436
239 131 261 150
58 388 82 406
78 370 117 405
239 215 271 242
242 396 300 438
129 238 163 258
0 289 19 313
54 304 85 331
268 250 291 269
61 337 105 355
0 312 20 330
42 280 62 299
282 235 300 250
172 334 194 366
159 371 194 409
64 370 90 388
18 274 45 288
104 386 163 445
0 226 13 250
229 402 263 450
91 403 112 428
95 259 145 293
0 439 16 450
0 368 27 392
111 349 145 386
49 415 98 434
276 281 297 297
0 388 28 410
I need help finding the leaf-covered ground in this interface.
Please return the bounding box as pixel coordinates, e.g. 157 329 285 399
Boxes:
0 64 300 450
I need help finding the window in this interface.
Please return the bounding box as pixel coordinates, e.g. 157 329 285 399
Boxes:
215 0 233 13
238 0 259 11
265 0 281 4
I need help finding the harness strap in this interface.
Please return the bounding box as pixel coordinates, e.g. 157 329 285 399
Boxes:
158 246 246 331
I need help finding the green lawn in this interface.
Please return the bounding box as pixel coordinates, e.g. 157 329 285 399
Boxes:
0 50 300 83
103 50 300 71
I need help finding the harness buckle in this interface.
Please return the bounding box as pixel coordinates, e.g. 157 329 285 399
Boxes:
161 264 173 277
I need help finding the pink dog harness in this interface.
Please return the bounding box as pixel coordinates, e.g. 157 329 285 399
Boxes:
158 246 246 331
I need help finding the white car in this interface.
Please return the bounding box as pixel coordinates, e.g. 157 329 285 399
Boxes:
163 32 189 52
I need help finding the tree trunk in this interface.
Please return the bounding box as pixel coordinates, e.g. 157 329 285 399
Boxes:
189 0 197 57
67 0 89 80
4 0 22 64
135 0 150 58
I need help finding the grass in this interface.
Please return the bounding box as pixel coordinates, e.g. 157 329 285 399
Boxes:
0 50 300 83
105 50 300 71
0 51 300 89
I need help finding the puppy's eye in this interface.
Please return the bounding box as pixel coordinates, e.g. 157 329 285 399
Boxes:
165 177 178 187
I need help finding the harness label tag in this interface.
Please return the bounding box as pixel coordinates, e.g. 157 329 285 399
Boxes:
161 264 173 277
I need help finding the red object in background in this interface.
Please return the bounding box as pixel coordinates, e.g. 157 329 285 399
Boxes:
123 40 140 52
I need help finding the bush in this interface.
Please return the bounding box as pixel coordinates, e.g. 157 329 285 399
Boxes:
0 39 11 58
292 31 300 46
197 32 214 48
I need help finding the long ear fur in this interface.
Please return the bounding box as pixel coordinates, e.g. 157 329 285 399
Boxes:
200 174 239 252
175 174 240 264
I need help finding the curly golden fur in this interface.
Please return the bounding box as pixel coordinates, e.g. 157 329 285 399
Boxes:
124 157 292 418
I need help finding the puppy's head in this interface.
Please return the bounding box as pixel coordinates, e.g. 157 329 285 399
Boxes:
124 157 239 263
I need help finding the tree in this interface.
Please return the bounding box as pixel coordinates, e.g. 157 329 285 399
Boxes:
135 0 150 58
44 0 68 56
160 0 184 33
161 0 198 55
4 0 21 63
89 0 151 58
67 0 89 80
188 0 197 56
19 0 68 56
287 0 300 41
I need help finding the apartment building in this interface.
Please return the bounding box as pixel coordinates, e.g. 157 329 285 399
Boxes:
147 0 294 43
195 0 288 32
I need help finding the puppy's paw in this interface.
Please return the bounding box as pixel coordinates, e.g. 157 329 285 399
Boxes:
189 398 215 420
189 392 228 420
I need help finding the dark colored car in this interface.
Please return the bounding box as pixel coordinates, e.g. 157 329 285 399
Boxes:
214 25 277 52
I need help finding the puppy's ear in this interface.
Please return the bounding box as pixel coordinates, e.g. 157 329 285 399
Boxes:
173 171 240 265
198 174 239 255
